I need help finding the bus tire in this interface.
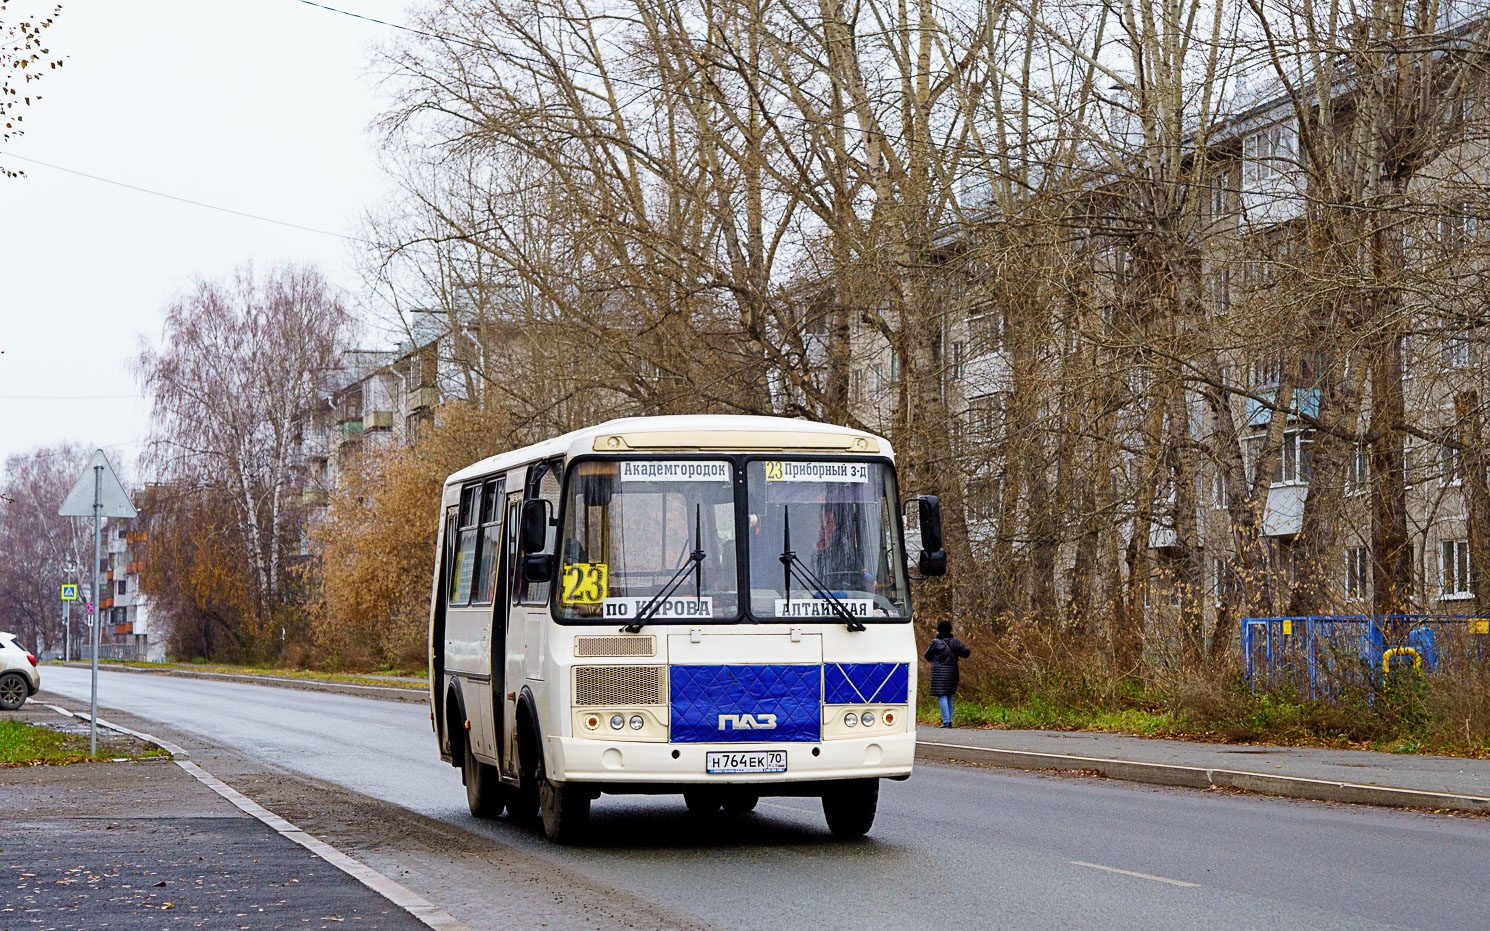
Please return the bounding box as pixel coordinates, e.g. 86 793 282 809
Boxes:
537 755 590 843
722 790 759 814
683 789 721 815
462 732 505 819
822 779 878 837
506 718 540 823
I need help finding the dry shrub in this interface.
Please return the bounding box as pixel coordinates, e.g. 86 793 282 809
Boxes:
307 403 515 670
1426 661 1490 748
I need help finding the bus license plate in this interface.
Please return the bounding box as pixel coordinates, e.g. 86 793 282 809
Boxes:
706 750 787 774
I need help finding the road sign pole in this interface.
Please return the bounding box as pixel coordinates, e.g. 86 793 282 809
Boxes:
58 449 136 757
90 464 101 756
64 597 70 664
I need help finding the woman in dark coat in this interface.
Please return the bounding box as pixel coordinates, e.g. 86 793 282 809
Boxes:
924 620 971 727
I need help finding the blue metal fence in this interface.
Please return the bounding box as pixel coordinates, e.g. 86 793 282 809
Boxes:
1243 615 1490 697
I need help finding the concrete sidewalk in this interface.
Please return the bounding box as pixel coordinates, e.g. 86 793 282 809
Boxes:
2 705 427 929
918 727 1490 812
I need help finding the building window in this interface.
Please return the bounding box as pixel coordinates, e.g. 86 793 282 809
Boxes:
1212 169 1231 218
872 363 884 395
951 341 967 382
966 394 1006 442
1440 443 1462 487
1346 444 1369 495
966 474 1002 522
1214 556 1231 607
1211 470 1229 509
1243 121 1296 186
1442 334 1472 368
1398 333 1415 379
1214 268 1231 315
1441 539 1472 598
969 305 1006 353
1345 546 1370 599
1273 431 1312 486
117 580 126 596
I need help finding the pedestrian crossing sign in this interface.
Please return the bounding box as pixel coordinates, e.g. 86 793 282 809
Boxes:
61 584 78 601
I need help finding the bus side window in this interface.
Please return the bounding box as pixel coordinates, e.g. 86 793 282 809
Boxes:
443 505 459 605
515 462 562 606
450 484 480 605
505 493 523 605
473 478 504 604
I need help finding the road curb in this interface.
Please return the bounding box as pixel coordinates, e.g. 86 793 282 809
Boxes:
916 739 1490 814
46 703 191 760
56 662 427 704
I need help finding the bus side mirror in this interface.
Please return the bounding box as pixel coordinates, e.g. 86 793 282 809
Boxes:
917 496 947 577
520 499 551 554
523 553 555 583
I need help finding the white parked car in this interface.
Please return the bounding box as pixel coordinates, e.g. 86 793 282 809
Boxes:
0 633 40 710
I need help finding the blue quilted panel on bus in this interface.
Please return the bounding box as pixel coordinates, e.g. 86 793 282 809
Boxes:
824 663 909 705
669 664 822 742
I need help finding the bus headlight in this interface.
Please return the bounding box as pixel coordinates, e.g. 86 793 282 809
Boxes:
629 714 645 730
844 711 858 727
610 714 625 730
860 711 875 727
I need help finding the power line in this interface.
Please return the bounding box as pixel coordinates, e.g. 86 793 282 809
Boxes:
293 0 1490 228
1 152 373 244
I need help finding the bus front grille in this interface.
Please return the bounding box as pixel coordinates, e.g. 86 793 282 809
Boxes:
574 635 657 658
573 665 667 706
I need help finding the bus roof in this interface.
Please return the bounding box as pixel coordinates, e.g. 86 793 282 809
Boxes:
444 415 892 487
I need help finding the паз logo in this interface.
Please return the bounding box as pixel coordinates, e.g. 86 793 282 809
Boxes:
718 713 778 731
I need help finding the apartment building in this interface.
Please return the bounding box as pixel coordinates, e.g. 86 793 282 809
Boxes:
838 33 1490 630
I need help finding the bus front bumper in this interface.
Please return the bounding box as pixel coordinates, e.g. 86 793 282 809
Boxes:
548 731 915 785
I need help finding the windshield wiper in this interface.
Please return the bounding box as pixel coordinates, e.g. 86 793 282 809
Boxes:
624 505 706 633
778 509 866 632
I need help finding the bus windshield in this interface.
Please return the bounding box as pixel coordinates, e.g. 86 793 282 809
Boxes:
557 460 740 623
745 460 909 620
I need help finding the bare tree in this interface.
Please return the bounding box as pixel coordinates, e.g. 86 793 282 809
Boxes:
139 265 348 643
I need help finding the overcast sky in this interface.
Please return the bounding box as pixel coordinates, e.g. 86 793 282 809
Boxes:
1 0 414 471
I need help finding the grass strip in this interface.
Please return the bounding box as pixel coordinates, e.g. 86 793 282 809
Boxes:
87 659 427 690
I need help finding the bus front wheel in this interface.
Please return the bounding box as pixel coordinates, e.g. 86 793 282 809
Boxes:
822 779 878 837
537 756 590 843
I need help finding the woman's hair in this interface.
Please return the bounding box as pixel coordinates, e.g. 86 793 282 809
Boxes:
936 619 952 636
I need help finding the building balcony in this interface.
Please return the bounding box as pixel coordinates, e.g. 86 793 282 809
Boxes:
336 420 364 444
408 386 440 410
365 410 395 431
300 487 329 507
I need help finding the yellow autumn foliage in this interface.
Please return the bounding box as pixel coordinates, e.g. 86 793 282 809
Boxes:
308 403 514 669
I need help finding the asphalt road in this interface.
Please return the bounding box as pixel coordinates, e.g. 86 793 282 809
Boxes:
39 665 1490 930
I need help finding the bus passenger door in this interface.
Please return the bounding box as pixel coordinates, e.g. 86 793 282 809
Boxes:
500 490 525 778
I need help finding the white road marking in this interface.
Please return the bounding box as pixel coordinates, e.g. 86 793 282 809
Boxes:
760 801 813 814
1070 861 1199 888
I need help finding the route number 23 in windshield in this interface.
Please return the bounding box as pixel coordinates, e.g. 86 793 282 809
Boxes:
561 562 608 604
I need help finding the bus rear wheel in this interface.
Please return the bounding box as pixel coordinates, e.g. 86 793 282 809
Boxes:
462 733 505 819
683 789 721 814
822 779 878 837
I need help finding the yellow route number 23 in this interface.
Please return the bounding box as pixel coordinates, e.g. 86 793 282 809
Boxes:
561 562 608 605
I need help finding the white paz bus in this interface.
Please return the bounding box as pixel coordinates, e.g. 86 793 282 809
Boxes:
428 415 946 842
